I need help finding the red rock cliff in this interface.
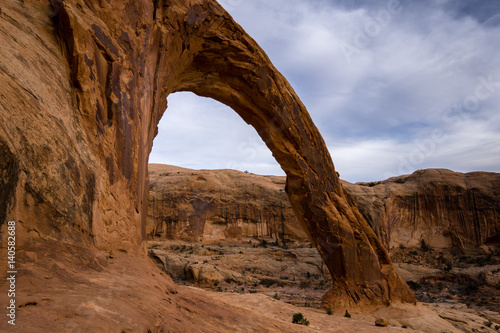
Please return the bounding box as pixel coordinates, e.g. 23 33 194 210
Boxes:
0 0 414 310
147 164 307 241
147 165 500 252
344 169 500 251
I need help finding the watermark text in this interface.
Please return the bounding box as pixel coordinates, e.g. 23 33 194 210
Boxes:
6 221 16 326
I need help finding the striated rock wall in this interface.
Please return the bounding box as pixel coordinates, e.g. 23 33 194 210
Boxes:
344 169 500 251
147 164 307 241
0 0 414 310
147 165 500 254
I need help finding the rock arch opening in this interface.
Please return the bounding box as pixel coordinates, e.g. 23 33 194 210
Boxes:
141 0 416 306
147 91 294 242
149 91 283 176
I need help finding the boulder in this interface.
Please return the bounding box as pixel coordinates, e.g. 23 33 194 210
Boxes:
186 263 224 284
375 318 389 327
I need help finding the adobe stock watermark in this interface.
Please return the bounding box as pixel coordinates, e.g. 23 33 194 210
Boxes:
226 115 288 173
386 73 500 178
339 0 403 64
226 134 266 172
443 74 500 125
6 221 17 326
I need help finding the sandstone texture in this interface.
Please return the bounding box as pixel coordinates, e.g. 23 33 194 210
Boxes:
3 240 428 333
148 239 331 308
345 169 500 251
0 0 414 315
147 163 307 241
148 165 500 254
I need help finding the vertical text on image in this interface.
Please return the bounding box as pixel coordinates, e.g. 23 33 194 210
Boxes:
6 220 17 326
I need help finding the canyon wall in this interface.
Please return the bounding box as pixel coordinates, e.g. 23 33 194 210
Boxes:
147 165 500 253
345 169 500 251
0 0 414 310
147 164 307 242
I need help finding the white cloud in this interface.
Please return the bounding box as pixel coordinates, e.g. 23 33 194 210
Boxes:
149 92 284 176
150 0 500 182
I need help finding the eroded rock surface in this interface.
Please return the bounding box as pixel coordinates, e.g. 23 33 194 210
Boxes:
147 165 500 254
0 0 414 318
345 169 500 251
147 164 307 241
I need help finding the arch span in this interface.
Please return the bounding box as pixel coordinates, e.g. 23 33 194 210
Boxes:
1 0 415 310
153 0 415 308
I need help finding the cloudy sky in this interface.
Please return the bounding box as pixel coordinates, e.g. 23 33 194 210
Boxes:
149 0 500 182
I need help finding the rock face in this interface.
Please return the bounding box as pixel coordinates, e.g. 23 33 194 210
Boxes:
148 165 500 254
147 164 307 241
344 169 500 251
0 0 414 312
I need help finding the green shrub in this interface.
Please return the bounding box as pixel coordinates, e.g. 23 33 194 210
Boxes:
477 254 493 267
292 313 309 326
464 283 479 295
444 261 453 272
439 256 453 271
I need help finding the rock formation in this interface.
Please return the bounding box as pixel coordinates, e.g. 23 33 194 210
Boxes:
147 165 499 254
147 164 307 241
0 0 414 314
344 169 500 252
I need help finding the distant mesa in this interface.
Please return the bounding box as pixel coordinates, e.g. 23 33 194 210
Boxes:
148 164 500 254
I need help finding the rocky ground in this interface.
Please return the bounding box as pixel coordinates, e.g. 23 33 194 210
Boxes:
148 238 332 308
391 245 500 311
149 238 500 332
391 245 500 332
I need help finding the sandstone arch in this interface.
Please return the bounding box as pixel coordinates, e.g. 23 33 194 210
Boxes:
0 0 415 309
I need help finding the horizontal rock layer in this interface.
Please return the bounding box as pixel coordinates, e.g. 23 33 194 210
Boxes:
148 165 500 253
147 164 307 241
347 169 500 251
